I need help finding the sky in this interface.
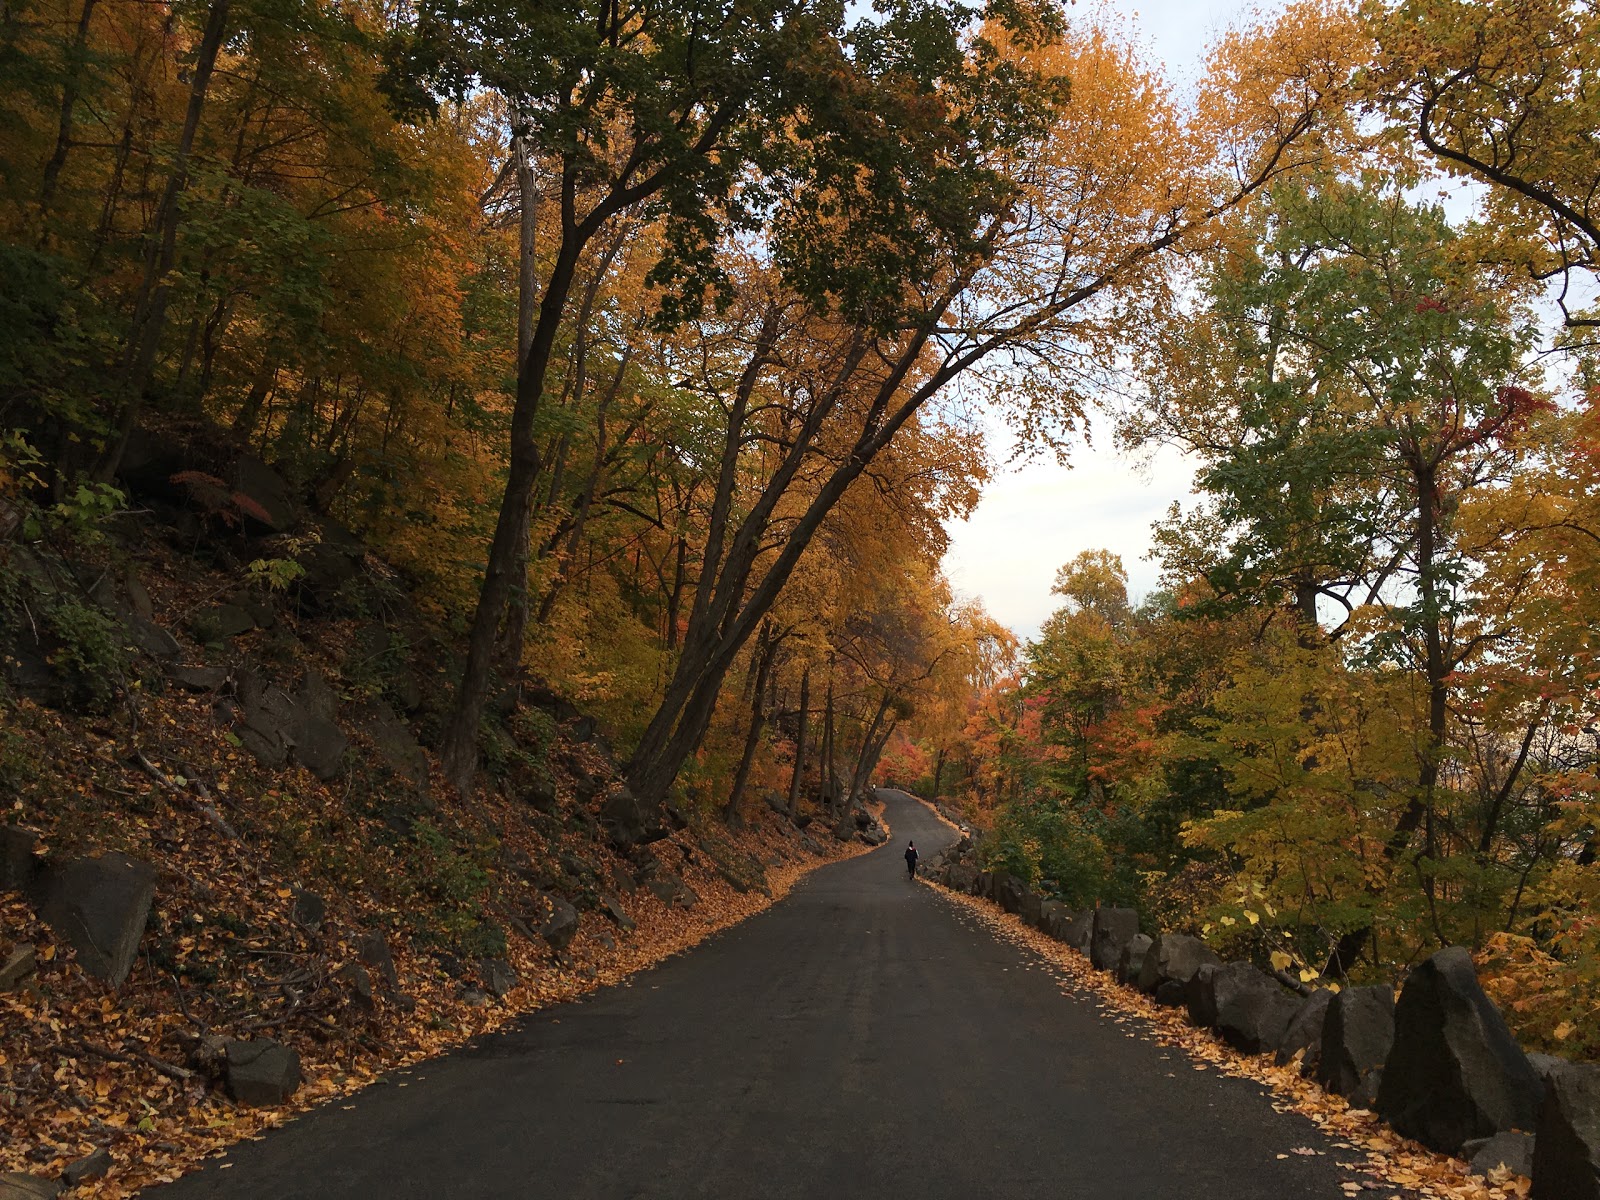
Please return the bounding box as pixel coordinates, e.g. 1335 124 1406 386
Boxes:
940 0 1284 643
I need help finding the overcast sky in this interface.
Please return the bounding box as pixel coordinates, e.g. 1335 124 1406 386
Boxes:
941 0 1283 643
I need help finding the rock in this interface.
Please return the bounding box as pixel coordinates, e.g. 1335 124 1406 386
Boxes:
125 569 153 620
293 522 365 606
645 873 699 910
356 931 399 992
33 851 156 985
1529 1054 1571 1089
1154 979 1188 1007
289 711 348 780
234 674 297 767
1117 934 1154 986
290 890 326 933
336 961 374 1011
598 894 635 932
1463 1131 1535 1180
61 1147 111 1187
357 704 427 793
947 864 978 893
0 944 37 990
992 874 1026 915
1211 966 1302 1056
0 1174 61 1199
479 958 517 998
858 823 887 847
1020 892 1043 927
1062 910 1095 955
0 825 39 892
1276 989 1333 1071
763 791 789 816
601 786 667 851
540 897 580 951
1186 962 1222 1028
1090 907 1140 972
127 616 180 659
223 1037 302 1106
1377 946 1543 1154
1038 899 1068 935
1136 933 1221 994
462 988 489 1007
167 663 228 691
1534 1062 1600 1200
230 455 297 534
1317 984 1395 1106
192 603 257 642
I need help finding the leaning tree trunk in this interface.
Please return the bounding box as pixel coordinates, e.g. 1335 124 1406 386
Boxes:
787 666 809 819
724 621 777 826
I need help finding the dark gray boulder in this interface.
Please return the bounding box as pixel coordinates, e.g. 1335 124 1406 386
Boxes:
356 930 400 991
223 1037 302 1106
1318 984 1394 1107
1212 965 1301 1055
33 851 155 985
479 958 517 998
1090 907 1140 972
1037 899 1067 935
1186 962 1223 1028
167 663 228 691
336 961 374 1011
355 702 428 793
192 603 256 642
858 823 887 847
1377 946 1542 1154
1276 989 1333 1071
1061 910 1095 955
599 894 635 932
0 825 39 892
540 897 580 950
601 787 667 850
230 455 297 534
61 1147 111 1187
1117 933 1154 986
947 864 978 893
0 1174 61 1199
0 944 37 991
127 617 181 659
1154 979 1187 1007
290 889 326 933
1020 892 1043 927
1137 933 1221 994
993 874 1026 915
1529 1053 1571 1089
1534 1062 1600 1200
1464 1131 1535 1180
645 873 698 910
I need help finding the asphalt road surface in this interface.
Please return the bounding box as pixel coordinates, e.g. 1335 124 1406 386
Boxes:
151 789 1355 1199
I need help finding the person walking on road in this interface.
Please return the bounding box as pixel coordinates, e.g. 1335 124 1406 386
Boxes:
904 841 919 881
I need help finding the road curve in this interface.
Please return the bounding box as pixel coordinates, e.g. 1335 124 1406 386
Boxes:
149 789 1353 1199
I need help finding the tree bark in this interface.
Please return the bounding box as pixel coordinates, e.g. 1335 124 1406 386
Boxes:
724 621 777 826
787 666 809 819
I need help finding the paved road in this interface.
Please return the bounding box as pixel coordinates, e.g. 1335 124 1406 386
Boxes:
152 790 1353 1199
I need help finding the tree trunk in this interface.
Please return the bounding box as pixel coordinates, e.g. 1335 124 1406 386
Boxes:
36 0 100 236
724 622 777 826
101 0 232 479
931 747 945 802
787 666 809 819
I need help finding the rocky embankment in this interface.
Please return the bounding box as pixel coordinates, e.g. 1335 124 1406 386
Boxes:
0 430 863 1197
925 838 1600 1200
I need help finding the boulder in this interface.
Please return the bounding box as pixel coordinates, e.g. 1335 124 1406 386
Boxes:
1137 933 1221 994
223 1038 302 1106
1038 899 1068 935
948 864 979 894
191 603 256 642
167 663 228 692
1186 962 1223 1028
1377 946 1543 1154
0 944 37 991
33 851 155 985
288 711 348 781
1211 965 1301 1055
598 894 635 932
0 1175 60 1199
1529 1053 1571 1089
127 616 180 659
1276 989 1333 1071
540 897 580 950
1463 1131 1535 1180
336 961 375 1011
645 873 698 910
993 874 1027 915
293 522 365 607
1062 910 1095 955
479 958 517 998
1534 1062 1600 1200
356 930 400 991
1154 979 1188 1008
1090 907 1140 972
858 823 887 847
290 890 326 933
1117 934 1154 986
1020 892 1044 927
230 455 297 534
354 702 428 793
601 787 667 851
1317 984 1394 1106
61 1147 111 1187
0 825 39 892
